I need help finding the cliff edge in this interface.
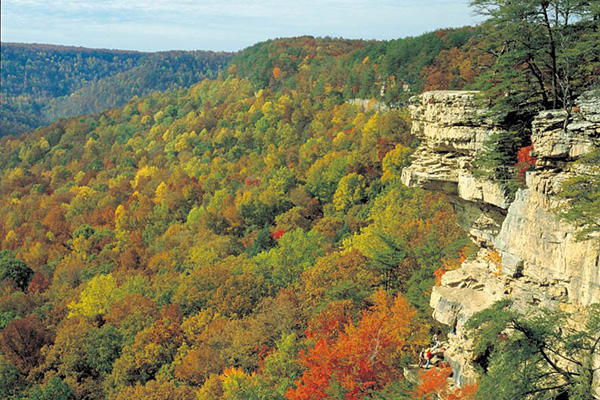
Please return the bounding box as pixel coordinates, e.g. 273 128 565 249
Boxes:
402 90 600 385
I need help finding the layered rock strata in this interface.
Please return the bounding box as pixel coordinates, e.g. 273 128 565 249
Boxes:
402 90 600 386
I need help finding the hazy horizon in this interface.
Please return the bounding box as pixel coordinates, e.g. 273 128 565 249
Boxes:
1 0 479 52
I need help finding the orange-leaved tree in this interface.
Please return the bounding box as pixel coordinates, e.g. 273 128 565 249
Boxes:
413 366 478 400
287 290 426 400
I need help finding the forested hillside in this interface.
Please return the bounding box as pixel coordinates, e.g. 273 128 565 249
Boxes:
229 28 487 104
0 33 478 399
1 27 488 139
2 3 596 393
0 43 232 137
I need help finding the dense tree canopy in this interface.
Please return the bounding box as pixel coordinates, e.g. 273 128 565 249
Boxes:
0 35 475 397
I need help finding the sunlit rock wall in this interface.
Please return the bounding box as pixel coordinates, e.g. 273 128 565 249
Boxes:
402 90 600 386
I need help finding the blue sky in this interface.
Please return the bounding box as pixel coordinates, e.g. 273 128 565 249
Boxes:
1 0 480 52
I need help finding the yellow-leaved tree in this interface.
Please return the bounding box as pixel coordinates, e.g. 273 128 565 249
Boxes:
332 172 367 212
68 274 123 318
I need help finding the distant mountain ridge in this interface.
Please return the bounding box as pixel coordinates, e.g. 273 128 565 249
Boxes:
0 42 233 137
1 42 146 57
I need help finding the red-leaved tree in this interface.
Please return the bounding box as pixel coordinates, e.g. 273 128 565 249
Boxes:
514 145 536 184
287 290 426 400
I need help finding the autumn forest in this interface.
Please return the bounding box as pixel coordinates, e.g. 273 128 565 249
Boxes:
1 1 599 399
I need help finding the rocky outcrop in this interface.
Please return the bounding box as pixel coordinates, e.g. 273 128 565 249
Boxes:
347 98 390 113
402 91 510 246
402 90 600 386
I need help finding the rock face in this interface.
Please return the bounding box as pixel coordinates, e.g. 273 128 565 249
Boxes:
402 90 600 386
402 91 510 245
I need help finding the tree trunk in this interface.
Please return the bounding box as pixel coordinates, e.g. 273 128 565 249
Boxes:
541 4 559 109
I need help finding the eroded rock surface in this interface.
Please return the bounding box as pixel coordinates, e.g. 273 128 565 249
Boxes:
402 91 510 246
403 90 600 386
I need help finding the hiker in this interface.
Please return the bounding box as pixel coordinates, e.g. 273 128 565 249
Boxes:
425 349 433 368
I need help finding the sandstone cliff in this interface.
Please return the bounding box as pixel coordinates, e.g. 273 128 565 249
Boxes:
402 90 600 386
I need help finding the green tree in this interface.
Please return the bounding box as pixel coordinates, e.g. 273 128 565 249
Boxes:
0 251 34 291
256 332 303 399
470 0 600 113
0 356 27 399
474 130 528 193
467 300 600 400
254 228 324 289
305 153 348 203
26 378 75 400
84 325 123 376
381 144 412 183
557 147 600 240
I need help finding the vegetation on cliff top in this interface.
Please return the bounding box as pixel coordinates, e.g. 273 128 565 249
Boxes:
471 0 600 114
471 0 599 198
557 147 600 240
